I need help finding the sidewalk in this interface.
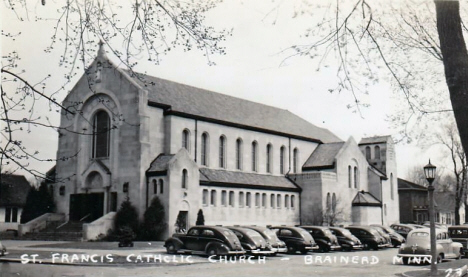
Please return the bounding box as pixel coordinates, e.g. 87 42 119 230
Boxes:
0 240 208 267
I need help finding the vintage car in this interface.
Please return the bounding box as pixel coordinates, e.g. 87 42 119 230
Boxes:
0 241 7 256
448 225 468 258
164 226 245 256
423 222 448 230
370 226 393 247
243 226 287 255
329 227 363 251
226 226 274 255
270 226 319 254
346 226 387 250
390 224 417 239
371 224 406 247
398 228 463 264
300 226 341 252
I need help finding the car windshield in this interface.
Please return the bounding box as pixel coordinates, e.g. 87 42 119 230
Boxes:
370 229 380 236
223 230 236 237
323 229 333 236
246 230 262 238
263 229 276 240
340 229 353 237
383 226 396 234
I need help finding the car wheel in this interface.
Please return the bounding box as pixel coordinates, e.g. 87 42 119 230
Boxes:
166 242 177 254
270 252 277 257
118 243 123 247
130 242 134 247
300 249 309 255
287 245 296 254
402 257 409 265
437 254 443 264
207 246 218 257
458 249 463 259
372 244 379 251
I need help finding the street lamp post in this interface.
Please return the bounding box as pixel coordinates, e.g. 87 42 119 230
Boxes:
424 160 437 276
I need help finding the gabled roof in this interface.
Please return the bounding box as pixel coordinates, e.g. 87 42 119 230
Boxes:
359 136 391 145
0 174 31 207
199 168 301 192
147 154 175 174
127 71 342 144
352 191 382 207
398 178 427 191
302 142 345 170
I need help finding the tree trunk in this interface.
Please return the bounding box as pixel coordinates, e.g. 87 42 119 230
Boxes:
455 201 460 225
435 1 468 155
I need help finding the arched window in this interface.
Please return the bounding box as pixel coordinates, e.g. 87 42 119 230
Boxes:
219 136 226 168
239 192 245 207
348 166 352 188
271 194 275 208
229 191 235 207
326 193 331 211
277 194 281 208
291 195 295 208
384 204 387 216
391 173 394 200
285 195 289 208
236 138 243 170
182 169 188 189
252 141 258 172
221 190 227 206
293 148 299 173
255 193 260 207
365 146 371 160
332 193 337 213
246 192 251 207
280 146 285 174
354 167 358 188
210 190 217 206
202 189 208 205
201 133 209 166
92 110 110 158
375 145 381 159
266 144 272 173
182 129 190 151
153 180 157 194
159 179 164 194
262 193 267 207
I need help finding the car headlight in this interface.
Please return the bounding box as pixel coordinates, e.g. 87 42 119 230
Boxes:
349 241 355 245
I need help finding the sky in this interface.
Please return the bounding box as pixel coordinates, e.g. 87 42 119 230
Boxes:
1 0 457 182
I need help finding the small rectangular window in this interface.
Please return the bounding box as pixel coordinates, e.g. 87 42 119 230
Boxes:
246 192 251 207
203 189 208 205
222 190 227 206
229 191 234 207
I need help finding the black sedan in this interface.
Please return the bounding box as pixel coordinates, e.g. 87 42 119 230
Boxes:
243 226 287 255
346 226 387 250
371 224 405 247
226 226 274 255
164 226 245 256
270 226 319 254
329 227 363 251
300 226 341 252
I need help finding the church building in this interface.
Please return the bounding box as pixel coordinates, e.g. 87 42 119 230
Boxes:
52 44 400 239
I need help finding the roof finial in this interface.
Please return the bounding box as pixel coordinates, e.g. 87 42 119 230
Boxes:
97 39 106 58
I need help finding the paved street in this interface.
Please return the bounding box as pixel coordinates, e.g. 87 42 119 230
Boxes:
2 240 464 277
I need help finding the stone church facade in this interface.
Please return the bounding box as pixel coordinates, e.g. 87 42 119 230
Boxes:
52 45 399 239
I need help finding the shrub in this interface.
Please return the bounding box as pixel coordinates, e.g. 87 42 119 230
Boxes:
114 197 139 235
196 209 205 226
140 197 167 240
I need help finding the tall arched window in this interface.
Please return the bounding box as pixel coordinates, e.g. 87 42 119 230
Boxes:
326 193 331 211
182 129 190 151
375 145 381 159
277 194 281 208
92 110 110 158
280 146 285 174
365 146 371 160
153 180 157 194
246 192 251 207
266 144 272 173
354 167 358 188
219 136 226 168
252 141 258 172
182 169 188 189
291 195 295 208
271 194 275 208
348 166 352 188
236 138 243 170
293 148 299 173
159 179 164 194
239 192 245 207
391 173 394 200
285 195 289 208
211 190 217 206
201 132 209 166
332 193 337 213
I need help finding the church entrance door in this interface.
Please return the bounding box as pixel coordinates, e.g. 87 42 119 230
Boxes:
69 193 104 222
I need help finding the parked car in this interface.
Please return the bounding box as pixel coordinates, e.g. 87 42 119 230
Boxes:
300 226 341 252
398 228 463 264
407 224 425 229
329 227 363 251
164 226 245 256
448 225 468 258
243 226 287 255
346 226 387 250
270 226 319 254
0 241 7 256
390 224 417 239
226 226 273 255
423 221 448 230
371 224 406 247
370 226 393 247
